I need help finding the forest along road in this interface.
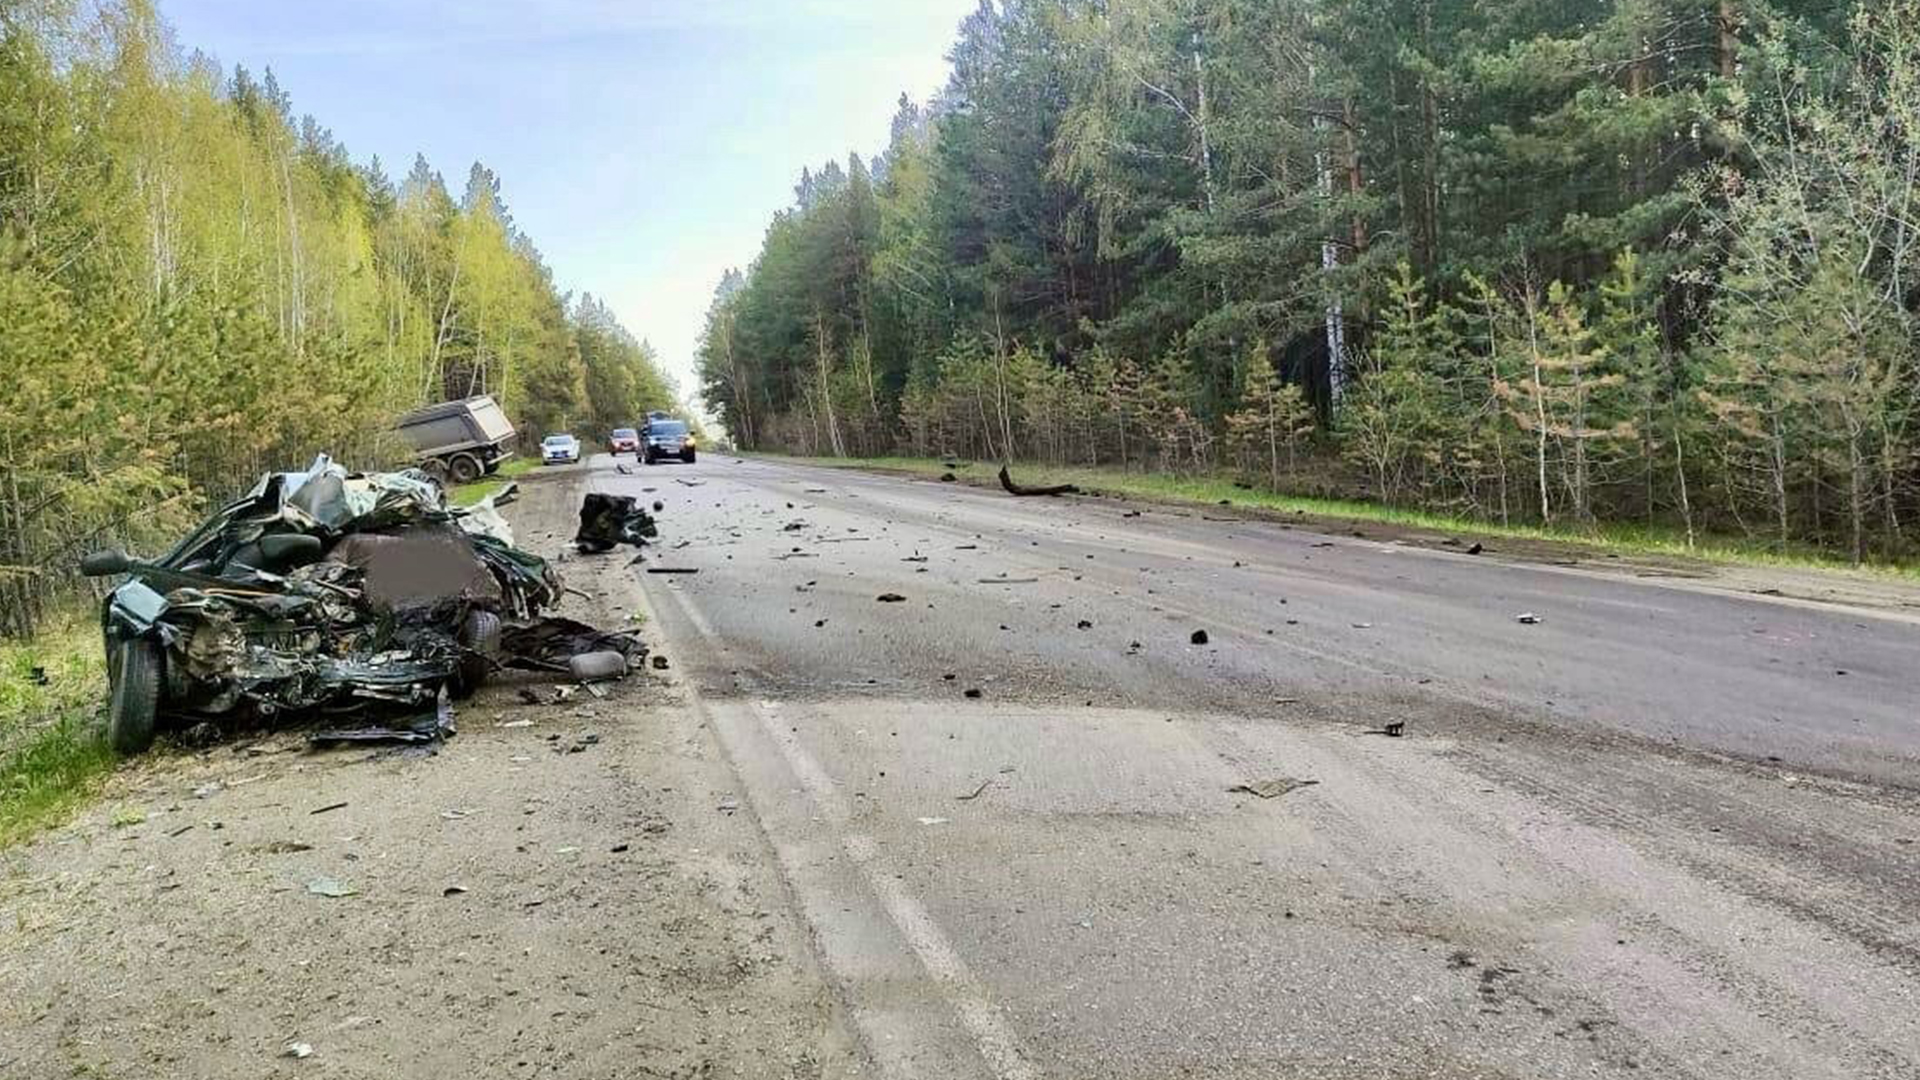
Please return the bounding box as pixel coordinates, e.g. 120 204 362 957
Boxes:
618 452 1920 1080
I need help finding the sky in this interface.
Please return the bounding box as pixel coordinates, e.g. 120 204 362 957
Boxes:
161 0 981 415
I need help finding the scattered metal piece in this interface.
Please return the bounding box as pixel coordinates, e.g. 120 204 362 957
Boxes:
309 802 349 816
956 779 993 801
1516 612 1541 625
1228 777 1319 799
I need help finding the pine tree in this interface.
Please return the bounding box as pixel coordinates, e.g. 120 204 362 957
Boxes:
1226 342 1313 488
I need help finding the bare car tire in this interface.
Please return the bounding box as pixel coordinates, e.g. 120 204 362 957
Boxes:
107 637 162 755
454 610 502 698
448 454 483 484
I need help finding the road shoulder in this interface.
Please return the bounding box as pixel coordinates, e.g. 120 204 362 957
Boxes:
0 472 859 1080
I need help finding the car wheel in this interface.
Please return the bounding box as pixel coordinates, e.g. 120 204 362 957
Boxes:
448 453 483 484
454 610 502 698
107 637 162 755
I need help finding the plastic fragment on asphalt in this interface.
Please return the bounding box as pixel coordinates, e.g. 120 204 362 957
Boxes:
307 877 357 898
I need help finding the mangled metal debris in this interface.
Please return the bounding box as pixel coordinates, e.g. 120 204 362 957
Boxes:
82 455 656 754
573 493 659 554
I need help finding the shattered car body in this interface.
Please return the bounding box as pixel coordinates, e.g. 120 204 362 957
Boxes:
82 456 639 754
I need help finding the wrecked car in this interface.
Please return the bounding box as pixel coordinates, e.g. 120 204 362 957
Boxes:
81 456 643 754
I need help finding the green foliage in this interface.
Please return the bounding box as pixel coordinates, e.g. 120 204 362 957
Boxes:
707 0 1918 565
0 619 114 846
0 2 674 636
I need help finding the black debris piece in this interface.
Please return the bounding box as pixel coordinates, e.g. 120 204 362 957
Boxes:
876 593 907 603
574 493 659 554
1190 629 1210 645
500 617 647 674
997 465 1079 497
310 687 455 748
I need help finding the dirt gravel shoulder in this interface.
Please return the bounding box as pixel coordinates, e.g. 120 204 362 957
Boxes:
0 470 858 1080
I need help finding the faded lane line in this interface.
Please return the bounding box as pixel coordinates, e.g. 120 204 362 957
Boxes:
643 572 1042 1080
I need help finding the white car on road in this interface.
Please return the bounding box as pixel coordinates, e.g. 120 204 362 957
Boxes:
540 433 581 465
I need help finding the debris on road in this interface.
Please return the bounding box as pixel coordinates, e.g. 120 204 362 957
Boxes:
79 456 658 756
1190 629 1210 645
997 465 1079 497
309 802 349 816
500 617 646 674
645 567 700 575
1516 612 1541 624
574 493 659 553
568 650 630 682
1362 721 1407 738
957 779 993 801
283 1042 314 1059
306 876 357 898
876 593 907 603
963 688 984 699
1228 777 1320 799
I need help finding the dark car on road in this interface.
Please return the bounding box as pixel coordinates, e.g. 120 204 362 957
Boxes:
642 419 695 464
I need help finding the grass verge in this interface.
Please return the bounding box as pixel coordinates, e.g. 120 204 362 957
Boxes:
0 616 115 848
450 455 540 507
759 453 1920 581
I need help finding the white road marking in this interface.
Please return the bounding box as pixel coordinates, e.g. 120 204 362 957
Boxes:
646 575 1041 1080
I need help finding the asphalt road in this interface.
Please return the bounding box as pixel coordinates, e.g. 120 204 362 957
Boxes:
595 452 1919 1080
